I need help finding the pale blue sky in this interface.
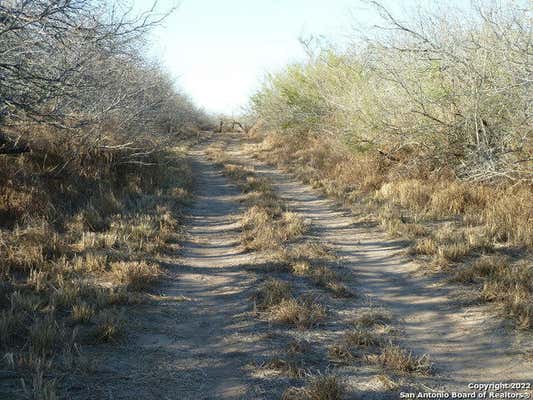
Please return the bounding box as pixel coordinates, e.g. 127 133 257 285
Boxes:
135 0 453 114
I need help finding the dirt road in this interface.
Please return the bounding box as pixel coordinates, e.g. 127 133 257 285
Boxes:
224 134 532 391
75 134 531 399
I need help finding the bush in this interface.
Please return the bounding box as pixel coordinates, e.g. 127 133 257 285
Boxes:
251 1 531 183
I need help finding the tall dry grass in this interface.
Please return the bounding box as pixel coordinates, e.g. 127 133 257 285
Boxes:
0 127 194 398
248 3 532 330
249 131 532 329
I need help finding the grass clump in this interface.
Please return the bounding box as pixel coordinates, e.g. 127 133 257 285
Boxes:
276 242 352 297
71 303 95 324
253 279 292 311
369 344 432 375
111 261 163 292
92 310 124 343
240 205 307 251
282 375 345 400
253 280 326 329
356 309 392 328
305 266 352 298
261 355 308 378
345 328 382 348
29 316 58 356
268 297 326 329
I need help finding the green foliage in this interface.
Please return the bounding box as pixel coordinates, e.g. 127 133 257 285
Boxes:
250 1 531 182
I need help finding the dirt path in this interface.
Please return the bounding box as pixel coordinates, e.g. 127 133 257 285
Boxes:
222 133 532 391
75 146 280 399
154 150 262 399
74 135 531 399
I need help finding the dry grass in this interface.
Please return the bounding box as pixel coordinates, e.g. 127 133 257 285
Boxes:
409 225 494 264
305 266 352 298
369 344 432 375
218 160 309 252
356 308 392 328
437 242 471 262
268 297 327 329
71 303 95 323
282 375 345 400
331 316 430 375
280 242 335 264
453 255 532 329
281 211 309 241
241 206 307 250
111 261 163 291
29 316 58 356
274 242 352 297
93 310 124 342
328 343 356 363
216 143 355 394
205 142 229 164
250 130 531 328
215 156 334 298
378 180 432 212
0 130 192 396
286 338 312 354
260 355 308 378
328 320 388 364
483 186 532 247
345 328 382 347
20 357 58 400
221 163 333 334
253 279 292 311
240 206 276 250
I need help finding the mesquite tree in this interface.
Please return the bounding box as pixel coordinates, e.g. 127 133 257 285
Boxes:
359 0 532 181
251 0 531 182
0 0 204 153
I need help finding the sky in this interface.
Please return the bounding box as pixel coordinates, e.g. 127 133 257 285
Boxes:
134 0 427 115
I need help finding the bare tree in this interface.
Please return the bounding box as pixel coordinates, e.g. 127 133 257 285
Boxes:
0 0 204 156
356 0 532 181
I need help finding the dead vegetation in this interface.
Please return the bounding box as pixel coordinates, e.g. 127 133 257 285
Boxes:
213 154 331 329
247 0 531 331
356 309 392 328
0 136 193 397
452 256 532 329
260 355 308 379
248 131 532 329
218 139 447 400
208 139 368 393
253 279 293 311
268 296 327 329
208 142 353 300
207 143 309 251
327 306 432 377
369 345 432 375
212 136 437 397
282 375 346 400
111 261 164 292
276 243 352 298
0 0 210 395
